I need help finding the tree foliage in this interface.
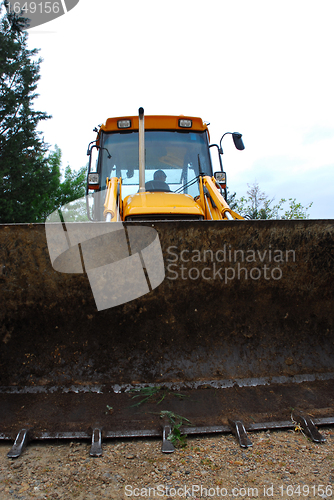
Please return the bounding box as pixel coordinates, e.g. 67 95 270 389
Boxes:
37 146 87 222
233 182 313 220
0 2 86 223
225 189 239 212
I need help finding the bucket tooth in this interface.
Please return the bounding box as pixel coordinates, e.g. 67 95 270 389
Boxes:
228 419 253 448
7 429 30 459
292 411 326 443
161 422 175 453
89 428 103 457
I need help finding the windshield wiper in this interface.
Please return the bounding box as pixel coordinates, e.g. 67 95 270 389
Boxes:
173 176 200 194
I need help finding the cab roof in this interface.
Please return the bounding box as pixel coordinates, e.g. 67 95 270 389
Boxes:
100 115 209 135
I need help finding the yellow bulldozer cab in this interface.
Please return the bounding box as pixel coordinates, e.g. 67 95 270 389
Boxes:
88 115 216 221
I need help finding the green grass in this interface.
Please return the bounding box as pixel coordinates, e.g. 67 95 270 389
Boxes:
129 386 187 407
160 410 192 448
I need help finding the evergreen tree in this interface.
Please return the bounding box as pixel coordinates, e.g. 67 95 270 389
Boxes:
0 1 71 223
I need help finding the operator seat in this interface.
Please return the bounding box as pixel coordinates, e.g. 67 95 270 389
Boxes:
145 180 171 192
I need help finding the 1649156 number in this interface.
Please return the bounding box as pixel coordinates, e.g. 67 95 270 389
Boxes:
8 2 60 14
279 484 332 497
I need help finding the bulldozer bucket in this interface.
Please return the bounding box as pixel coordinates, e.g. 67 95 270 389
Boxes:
1 220 334 452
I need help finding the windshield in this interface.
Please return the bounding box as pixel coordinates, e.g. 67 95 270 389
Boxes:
100 129 212 199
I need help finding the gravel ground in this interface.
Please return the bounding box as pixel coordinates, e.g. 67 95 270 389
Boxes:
0 427 333 500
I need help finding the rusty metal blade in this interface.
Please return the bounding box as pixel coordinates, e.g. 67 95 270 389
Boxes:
0 220 333 439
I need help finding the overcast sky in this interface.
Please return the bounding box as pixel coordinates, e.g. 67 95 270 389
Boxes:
26 0 334 218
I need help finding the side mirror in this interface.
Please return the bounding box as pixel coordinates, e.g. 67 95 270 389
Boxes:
220 131 245 152
232 133 245 151
87 140 96 156
87 145 100 191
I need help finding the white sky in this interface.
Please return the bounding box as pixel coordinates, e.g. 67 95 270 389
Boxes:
26 0 334 218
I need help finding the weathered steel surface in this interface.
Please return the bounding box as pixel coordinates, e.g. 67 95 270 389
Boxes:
1 220 333 390
0 379 333 440
0 220 334 440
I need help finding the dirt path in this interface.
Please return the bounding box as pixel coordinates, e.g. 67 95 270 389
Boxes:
0 427 333 499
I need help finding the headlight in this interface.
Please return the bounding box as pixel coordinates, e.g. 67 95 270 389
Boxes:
178 119 192 128
88 173 100 189
214 171 226 184
117 119 131 129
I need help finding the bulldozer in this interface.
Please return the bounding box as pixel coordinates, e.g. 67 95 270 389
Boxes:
1 108 333 457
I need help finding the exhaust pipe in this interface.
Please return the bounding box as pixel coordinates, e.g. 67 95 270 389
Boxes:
138 107 145 192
